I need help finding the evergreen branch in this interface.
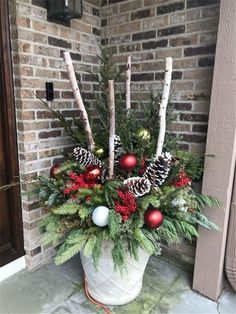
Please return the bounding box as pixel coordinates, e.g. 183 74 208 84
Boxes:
78 206 91 220
173 150 204 181
43 215 61 234
92 233 103 268
158 217 180 244
128 238 139 261
66 229 85 244
173 220 198 240
39 213 57 231
104 180 122 207
40 214 64 245
108 210 121 238
140 194 161 210
41 232 63 246
55 241 86 265
142 229 162 255
194 193 222 211
52 202 79 215
83 236 98 257
189 212 221 231
134 229 156 255
112 240 126 272
36 96 86 145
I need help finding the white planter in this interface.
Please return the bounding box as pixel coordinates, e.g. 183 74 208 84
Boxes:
80 240 150 306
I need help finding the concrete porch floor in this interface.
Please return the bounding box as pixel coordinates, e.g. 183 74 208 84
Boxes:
0 256 235 314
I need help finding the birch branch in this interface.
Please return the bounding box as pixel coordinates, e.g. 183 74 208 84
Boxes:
108 80 115 179
63 51 95 151
125 55 131 114
156 57 173 157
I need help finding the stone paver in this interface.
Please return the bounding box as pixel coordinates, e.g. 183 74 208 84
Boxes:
0 256 235 314
218 289 236 314
0 257 83 314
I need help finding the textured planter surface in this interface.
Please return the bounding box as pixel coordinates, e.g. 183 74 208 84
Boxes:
80 240 150 305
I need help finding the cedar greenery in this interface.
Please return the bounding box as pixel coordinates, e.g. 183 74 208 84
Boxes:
38 158 221 271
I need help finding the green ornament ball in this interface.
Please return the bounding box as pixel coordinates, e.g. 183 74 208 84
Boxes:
94 145 105 158
136 128 151 141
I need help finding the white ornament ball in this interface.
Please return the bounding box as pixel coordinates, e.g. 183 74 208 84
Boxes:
92 206 110 227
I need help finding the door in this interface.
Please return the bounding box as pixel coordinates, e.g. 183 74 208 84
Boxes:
0 0 24 266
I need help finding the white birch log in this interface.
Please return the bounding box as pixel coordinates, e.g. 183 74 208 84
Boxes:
125 55 131 113
63 51 95 151
108 80 115 179
156 57 173 157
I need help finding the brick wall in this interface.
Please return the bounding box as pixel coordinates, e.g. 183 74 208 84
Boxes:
9 0 100 270
9 0 220 270
101 0 220 152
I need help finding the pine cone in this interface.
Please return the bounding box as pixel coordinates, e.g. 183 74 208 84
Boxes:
143 152 172 187
124 177 151 197
73 147 102 167
114 135 124 160
101 168 109 183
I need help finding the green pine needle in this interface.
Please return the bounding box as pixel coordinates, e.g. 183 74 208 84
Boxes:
108 210 121 239
134 229 156 255
83 236 98 257
52 202 79 215
55 241 85 265
194 193 222 211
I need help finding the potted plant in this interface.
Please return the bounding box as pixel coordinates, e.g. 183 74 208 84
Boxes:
38 52 220 306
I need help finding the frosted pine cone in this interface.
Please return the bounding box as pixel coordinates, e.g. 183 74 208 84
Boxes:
143 152 172 187
124 177 151 197
73 147 102 167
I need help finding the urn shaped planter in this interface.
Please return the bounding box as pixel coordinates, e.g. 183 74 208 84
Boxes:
80 240 150 306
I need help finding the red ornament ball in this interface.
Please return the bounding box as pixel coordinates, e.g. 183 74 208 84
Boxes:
50 163 60 178
84 165 102 182
119 153 138 171
144 208 164 229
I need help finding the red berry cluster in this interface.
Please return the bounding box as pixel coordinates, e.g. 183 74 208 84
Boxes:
173 170 192 187
64 171 95 195
114 190 137 222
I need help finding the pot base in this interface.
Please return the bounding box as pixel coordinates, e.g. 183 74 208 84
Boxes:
87 279 143 306
80 240 150 306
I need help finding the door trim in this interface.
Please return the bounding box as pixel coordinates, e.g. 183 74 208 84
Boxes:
0 256 25 282
0 0 25 266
